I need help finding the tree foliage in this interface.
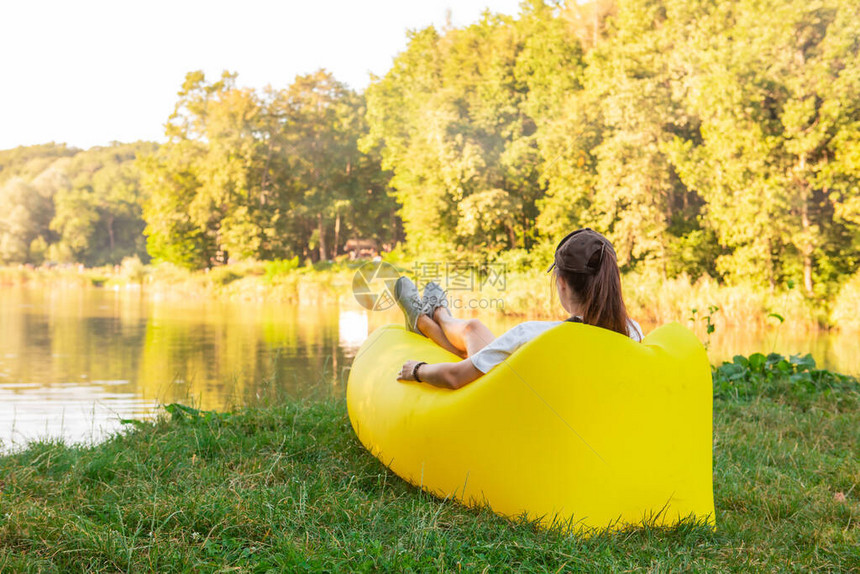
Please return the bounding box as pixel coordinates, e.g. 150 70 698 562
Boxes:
141 70 396 267
1 0 859 300
364 0 860 294
0 143 152 266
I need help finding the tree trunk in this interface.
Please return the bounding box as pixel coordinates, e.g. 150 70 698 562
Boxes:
798 153 814 296
661 242 668 281
767 236 776 294
800 195 813 296
661 200 671 281
392 208 403 244
318 213 327 262
333 211 341 257
106 214 115 255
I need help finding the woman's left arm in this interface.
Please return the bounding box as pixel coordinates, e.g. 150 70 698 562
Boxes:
398 359 482 390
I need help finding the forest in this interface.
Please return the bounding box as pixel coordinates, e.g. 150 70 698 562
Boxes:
1 0 858 301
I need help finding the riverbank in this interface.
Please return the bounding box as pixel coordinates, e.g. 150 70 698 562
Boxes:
2 262 860 333
0 355 857 571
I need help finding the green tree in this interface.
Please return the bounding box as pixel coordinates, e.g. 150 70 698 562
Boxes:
516 1 591 244
51 143 153 265
139 142 210 268
0 143 77 186
363 14 539 258
0 162 63 264
666 0 860 294
141 71 265 267
270 71 373 261
141 70 395 267
577 0 705 274
0 179 43 263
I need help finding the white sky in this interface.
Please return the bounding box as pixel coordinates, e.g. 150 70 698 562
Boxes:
0 0 522 151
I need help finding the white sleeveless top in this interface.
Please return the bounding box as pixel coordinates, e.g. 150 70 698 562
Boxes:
469 319 644 374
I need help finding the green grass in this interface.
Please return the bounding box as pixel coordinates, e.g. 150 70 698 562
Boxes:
0 361 858 572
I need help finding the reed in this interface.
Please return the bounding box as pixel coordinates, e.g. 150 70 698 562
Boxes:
1 262 855 331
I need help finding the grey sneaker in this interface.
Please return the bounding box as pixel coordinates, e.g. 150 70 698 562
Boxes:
394 276 427 335
422 281 448 319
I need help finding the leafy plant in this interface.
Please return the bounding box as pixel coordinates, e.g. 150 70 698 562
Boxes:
712 352 860 409
689 304 719 348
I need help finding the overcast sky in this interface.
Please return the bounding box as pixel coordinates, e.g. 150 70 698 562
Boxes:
0 0 522 150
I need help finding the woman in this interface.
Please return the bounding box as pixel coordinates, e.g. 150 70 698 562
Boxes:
395 228 643 389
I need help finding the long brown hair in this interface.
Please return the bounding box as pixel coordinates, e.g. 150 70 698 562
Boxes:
555 247 631 337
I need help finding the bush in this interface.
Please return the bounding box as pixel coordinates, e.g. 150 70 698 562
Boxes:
120 255 146 284
491 248 535 274
264 257 300 283
832 271 860 331
713 352 859 409
148 261 191 284
208 266 243 286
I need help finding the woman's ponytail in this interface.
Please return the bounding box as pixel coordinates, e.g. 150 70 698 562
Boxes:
558 248 630 337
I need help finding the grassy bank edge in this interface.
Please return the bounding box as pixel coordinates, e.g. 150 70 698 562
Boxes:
0 358 857 572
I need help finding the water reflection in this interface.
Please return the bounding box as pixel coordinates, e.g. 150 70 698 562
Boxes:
339 310 369 350
0 284 856 450
0 382 155 450
0 286 370 450
704 325 860 375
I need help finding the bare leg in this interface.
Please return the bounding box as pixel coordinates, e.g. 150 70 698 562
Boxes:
433 307 496 357
417 314 466 358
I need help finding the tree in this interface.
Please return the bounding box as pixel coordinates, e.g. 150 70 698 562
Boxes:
141 71 265 267
457 188 522 251
271 71 371 261
666 0 860 294
0 143 77 186
51 143 153 265
570 0 705 275
363 14 538 258
516 0 592 245
0 165 61 264
140 70 396 267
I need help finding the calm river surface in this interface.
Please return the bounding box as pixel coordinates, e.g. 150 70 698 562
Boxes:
1 284 857 450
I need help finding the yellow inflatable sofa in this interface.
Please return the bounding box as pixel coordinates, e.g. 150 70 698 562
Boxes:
346 321 715 534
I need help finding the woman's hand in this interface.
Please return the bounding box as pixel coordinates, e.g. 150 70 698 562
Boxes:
398 360 422 381
397 359 482 389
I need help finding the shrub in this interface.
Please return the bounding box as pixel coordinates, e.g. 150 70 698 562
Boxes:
208 266 243 286
120 255 146 284
712 352 859 409
264 257 300 283
832 271 860 331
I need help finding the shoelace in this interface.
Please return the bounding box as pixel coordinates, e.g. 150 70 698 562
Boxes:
408 294 428 313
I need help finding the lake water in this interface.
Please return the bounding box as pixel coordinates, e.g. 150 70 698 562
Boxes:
1 284 857 450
